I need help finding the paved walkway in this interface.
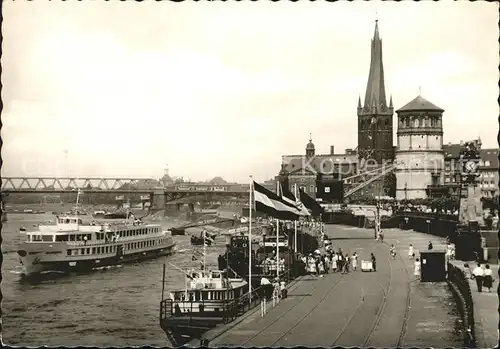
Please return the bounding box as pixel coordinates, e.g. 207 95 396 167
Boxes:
205 226 463 347
383 228 498 349
448 260 498 348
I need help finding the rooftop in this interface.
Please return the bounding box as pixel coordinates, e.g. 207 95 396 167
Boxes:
396 95 444 113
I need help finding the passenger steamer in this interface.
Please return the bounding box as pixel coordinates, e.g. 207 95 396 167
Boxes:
17 193 176 276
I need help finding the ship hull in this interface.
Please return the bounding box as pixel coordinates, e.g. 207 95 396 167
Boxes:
18 242 176 277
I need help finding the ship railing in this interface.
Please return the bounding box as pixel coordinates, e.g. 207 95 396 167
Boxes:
66 234 165 247
159 298 244 323
160 268 297 326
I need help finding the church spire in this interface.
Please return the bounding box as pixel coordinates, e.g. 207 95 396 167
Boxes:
363 20 387 111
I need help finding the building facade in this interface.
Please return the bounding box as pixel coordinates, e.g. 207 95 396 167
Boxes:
443 141 499 198
395 95 445 200
357 20 394 164
279 137 358 198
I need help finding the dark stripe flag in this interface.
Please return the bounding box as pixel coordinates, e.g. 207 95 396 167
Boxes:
299 187 325 217
278 182 310 216
253 181 299 221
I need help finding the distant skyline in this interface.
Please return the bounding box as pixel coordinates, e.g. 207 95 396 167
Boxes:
2 1 498 183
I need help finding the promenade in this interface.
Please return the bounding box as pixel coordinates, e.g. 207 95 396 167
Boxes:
448 259 498 348
380 228 498 349
202 225 464 347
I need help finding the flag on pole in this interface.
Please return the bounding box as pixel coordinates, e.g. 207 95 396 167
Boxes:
278 182 310 216
299 187 325 217
253 181 299 221
191 248 205 261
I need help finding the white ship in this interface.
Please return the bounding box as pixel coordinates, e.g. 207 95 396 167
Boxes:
16 191 176 276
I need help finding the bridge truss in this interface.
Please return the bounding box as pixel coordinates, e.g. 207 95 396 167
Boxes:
343 163 399 198
1 177 159 193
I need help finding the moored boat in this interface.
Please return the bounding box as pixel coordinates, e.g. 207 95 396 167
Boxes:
170 228 186 236
159 268 248 346
190 231 216 246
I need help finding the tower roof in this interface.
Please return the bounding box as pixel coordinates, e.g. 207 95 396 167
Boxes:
396 95 444 113
306 140 315 150
363 20 388 111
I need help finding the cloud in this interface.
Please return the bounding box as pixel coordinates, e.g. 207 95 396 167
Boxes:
2 1 498 183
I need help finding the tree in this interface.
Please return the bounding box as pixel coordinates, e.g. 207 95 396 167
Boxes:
481 195 499 215
383 172 396 198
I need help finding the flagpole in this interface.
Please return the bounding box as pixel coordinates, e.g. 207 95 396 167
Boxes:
203 230 206 271
249 176 253 304
294 184 298 254
276 181 280 280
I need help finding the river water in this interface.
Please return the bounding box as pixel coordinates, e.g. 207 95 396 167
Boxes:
2 210 227 346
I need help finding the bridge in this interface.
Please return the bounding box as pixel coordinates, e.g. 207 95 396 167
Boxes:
1 177 248 194
1 176 252 210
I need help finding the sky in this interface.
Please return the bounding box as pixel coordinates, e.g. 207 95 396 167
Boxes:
2 1 498 183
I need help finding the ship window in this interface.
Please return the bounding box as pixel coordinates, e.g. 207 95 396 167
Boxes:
92 248 95 254
81 248 85 255
202 291 209 300
195 291 201 301
86 248 90 254
69 235 75 241
42 235 53 242
67 250 71 256
56 235 69 242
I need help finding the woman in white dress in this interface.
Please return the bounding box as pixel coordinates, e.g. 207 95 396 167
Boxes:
408 244 415 259
331 254 338 272
414 258 421 279
351 252 358 271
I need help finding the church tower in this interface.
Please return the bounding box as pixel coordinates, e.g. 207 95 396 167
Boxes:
357 20 394 163
305 134 315 159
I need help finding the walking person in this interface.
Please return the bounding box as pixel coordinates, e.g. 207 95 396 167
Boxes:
344 253 350 273
414 258 421 280
352 252 358 271
427 241 433 250
408 244 415 259
483 264 494 292
324 255 330 274
338 253 345 274
315 256 320 277
473 263 485 292
331 253 338 272
371 253 377 272
390 244 396 260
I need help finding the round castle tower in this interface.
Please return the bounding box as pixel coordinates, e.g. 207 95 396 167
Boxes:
395 95 445 200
